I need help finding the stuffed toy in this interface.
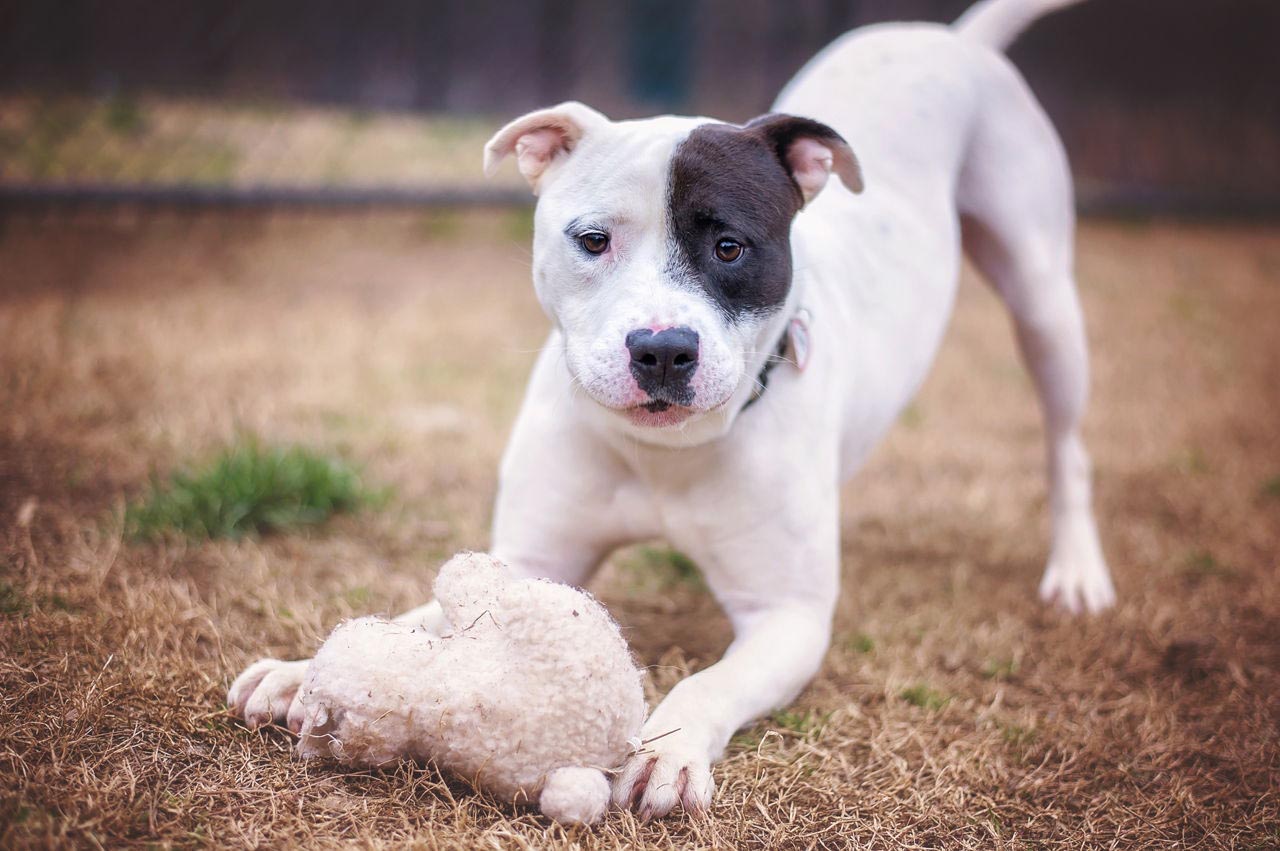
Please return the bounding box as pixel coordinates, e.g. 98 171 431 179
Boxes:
293 552 646 825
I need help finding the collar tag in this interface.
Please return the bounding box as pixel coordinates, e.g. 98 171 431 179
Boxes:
787 308 812 372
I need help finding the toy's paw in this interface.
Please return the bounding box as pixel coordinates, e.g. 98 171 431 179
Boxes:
612 741 714 820
1038 519 1116 614
227 658 309 732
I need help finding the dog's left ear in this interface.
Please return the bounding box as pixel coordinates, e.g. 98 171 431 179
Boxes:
484 101 609 194
744 114 864 205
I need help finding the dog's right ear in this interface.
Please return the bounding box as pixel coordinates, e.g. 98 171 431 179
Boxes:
483 101 609 194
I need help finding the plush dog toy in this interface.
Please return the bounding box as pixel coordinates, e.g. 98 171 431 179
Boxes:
293 552 646 825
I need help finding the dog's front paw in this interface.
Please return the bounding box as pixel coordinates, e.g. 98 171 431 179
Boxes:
612 737 715 820
227 658 309 732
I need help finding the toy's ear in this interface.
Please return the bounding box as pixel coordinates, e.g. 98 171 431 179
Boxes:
483 101 609 194
434 552 509 631
743 113 863 205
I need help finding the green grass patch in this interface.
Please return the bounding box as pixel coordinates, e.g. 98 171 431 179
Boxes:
1260 476 1280 501
343 585 374 608
1169 291 1203 323
845 632 876 654
729 708 831 750
981 657 1019 680
770 708 831 736
0 582 76 617
616 545 704 590
899 403 924 429
46 593 75 613
126 440 378 541
1180 550 1235 581
999 722 1037 748
416 210 463 240
194 146 240 185
0 581 29 617
900 684 950 711
729 728 767 750
102 94 146 136
1171 447 1209 475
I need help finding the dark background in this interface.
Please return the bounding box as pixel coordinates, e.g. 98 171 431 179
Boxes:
2 0 1278 211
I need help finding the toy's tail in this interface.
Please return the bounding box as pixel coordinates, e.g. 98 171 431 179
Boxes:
953 0 1087 52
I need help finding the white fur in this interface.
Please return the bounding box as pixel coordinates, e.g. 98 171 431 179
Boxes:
291 553 644 825
954 0 1087 51
229 0 1115 821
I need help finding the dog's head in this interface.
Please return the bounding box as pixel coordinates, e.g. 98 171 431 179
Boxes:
485 102 861 439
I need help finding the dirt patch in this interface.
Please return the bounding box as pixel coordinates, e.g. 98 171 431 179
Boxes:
1 211 1277 848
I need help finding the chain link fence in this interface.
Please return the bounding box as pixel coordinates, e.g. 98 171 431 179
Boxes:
1 0 1277 213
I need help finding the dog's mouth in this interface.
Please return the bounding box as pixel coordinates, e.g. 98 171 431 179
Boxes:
623 399 694 428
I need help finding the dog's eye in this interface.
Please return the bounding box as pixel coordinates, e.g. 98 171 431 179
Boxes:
714 239 744 263
579 232 610 255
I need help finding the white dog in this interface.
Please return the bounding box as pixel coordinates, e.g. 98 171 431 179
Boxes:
229 0 1116 819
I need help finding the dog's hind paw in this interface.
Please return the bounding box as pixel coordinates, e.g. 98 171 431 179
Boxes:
1038 518 1116 614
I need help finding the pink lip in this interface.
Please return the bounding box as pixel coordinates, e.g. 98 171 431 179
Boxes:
623 403 694 428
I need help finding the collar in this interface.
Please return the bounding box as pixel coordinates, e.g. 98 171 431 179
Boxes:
741 308 810 411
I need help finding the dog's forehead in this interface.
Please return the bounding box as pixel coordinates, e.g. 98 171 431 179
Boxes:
670 123 801 237
600 115 712 170
548 116 712 207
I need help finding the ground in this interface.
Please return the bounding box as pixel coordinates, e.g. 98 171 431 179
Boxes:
1 210 1277 849
0 95 514 193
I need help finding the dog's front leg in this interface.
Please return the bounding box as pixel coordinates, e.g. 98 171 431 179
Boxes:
613 506 840 819
613 603 834 818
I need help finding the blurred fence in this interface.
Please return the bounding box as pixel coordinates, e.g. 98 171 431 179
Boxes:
1 0 1277 214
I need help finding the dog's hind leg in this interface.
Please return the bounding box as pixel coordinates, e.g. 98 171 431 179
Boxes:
956 55 1115 613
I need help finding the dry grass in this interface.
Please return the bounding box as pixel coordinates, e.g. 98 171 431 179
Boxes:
1 210 1278 849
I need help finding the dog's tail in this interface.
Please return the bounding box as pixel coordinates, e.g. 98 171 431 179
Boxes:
953 0 1086 52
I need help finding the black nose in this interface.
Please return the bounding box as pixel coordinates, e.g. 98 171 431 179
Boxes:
626 326 699 397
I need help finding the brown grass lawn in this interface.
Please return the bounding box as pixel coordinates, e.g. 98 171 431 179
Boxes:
1 210 1278 849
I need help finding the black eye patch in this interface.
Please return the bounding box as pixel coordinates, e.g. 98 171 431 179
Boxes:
666 124 802 320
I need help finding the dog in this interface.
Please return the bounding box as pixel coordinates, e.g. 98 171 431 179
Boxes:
228 0 1116 819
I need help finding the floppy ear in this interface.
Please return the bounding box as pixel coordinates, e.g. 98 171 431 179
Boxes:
483 101 609 193
744 113 863 205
